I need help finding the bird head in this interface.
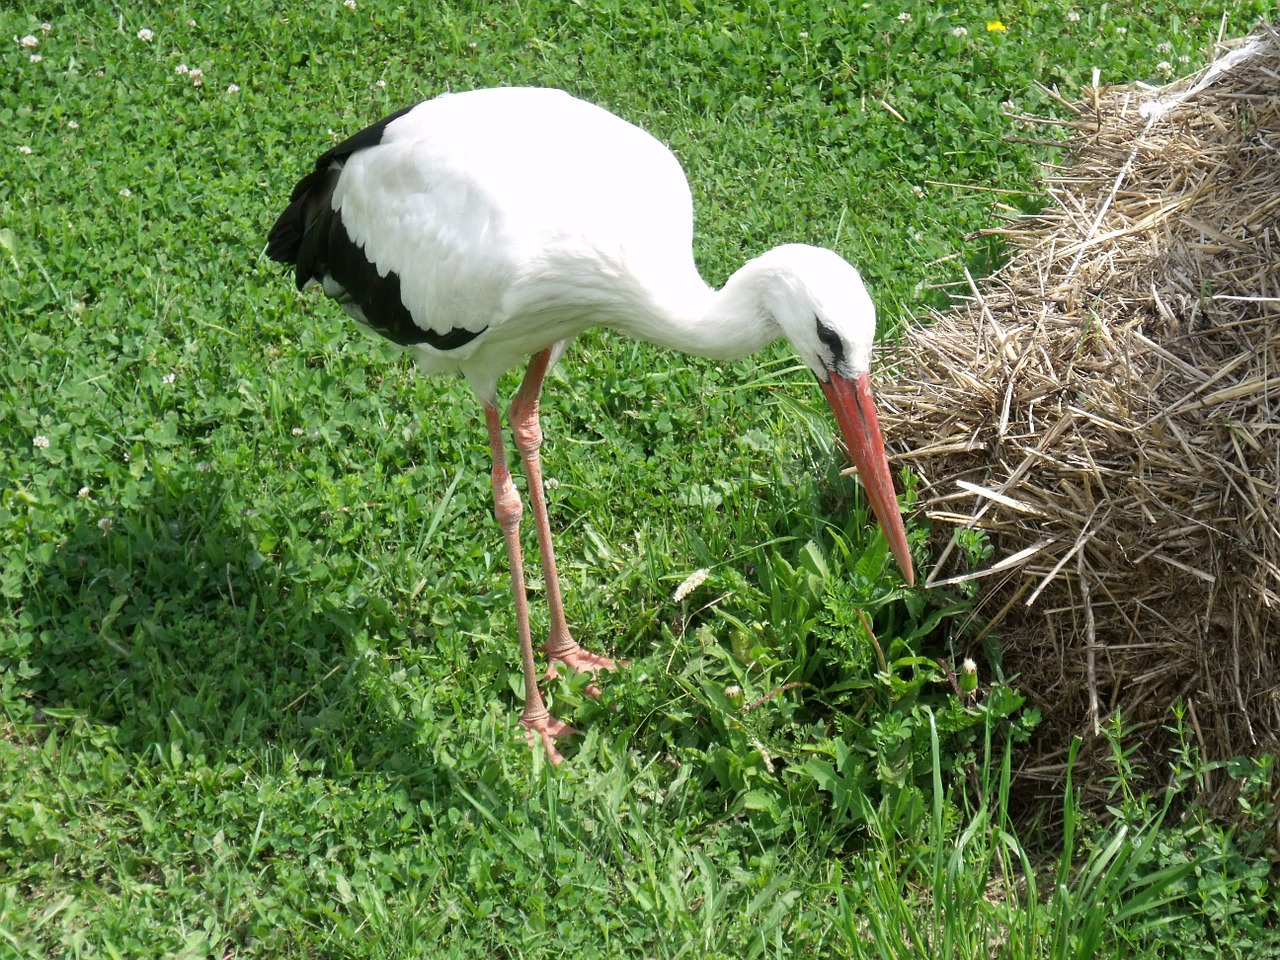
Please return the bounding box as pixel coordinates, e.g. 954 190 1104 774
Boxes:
757 244 915 587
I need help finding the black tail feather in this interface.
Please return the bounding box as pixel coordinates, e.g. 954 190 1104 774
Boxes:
267 102 418 273
266 167 335 275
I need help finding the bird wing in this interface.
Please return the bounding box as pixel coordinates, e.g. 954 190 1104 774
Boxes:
271 88 699 380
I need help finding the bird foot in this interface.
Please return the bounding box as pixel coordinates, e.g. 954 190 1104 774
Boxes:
542 639 623 700
520 711 577 765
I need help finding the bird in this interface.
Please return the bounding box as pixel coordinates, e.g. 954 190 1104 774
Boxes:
267 87 914 763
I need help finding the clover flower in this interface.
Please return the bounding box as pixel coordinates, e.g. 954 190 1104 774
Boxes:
33 435 50 449
137 28 154 42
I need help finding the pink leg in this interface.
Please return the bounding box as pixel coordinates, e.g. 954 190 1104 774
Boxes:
483 402 573 764
509 349 617 680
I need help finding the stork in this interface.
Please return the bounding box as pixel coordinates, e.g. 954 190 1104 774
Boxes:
267 87 914 763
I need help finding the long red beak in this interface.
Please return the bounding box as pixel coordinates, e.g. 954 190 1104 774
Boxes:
819 371 915 587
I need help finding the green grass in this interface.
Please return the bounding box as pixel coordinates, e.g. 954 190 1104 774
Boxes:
3 1 1279 957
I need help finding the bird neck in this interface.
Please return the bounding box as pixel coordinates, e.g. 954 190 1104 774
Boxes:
614 253 782 361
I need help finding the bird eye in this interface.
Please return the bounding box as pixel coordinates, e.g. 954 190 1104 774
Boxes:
816 320 845 361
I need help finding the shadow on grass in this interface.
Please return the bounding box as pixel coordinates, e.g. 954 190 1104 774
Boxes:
21 469 453 789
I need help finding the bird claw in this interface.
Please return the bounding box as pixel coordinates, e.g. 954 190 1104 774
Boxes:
520 712 577 765
542 640 620 674
542 641 622 701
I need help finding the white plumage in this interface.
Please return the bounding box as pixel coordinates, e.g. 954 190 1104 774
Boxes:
268 87 913 763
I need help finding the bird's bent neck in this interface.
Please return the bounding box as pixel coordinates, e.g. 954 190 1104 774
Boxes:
612 252 784 361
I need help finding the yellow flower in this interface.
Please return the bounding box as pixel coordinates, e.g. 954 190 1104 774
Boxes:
986 19 1007 31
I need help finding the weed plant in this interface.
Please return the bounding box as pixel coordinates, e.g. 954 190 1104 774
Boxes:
3 1 1278 956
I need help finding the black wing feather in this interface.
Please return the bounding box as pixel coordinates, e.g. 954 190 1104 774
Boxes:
267 102 485 352
266 103 416 268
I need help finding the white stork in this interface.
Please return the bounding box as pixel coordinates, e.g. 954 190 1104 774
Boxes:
267 87 914 763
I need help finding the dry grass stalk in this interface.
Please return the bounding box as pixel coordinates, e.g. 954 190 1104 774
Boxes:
878 23 1280 812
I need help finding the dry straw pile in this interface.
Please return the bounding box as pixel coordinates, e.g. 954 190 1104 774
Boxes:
879 23 1280 807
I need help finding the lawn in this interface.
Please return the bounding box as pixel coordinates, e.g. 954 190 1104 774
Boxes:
3 1 1278 957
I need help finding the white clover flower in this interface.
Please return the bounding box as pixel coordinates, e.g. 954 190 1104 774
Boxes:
1178 55 1190 64
1116 26 1127 35
196 461 213 472
291 426 305 436
40 22 52 34
1156 41 1172 54
30 54 42 63
18 145 32 155
98 517 114 534
137 28 154 42
673 568 709 603
952 26 968 37
375 78 386 88
161 371 177 385
1067 10 1081 22
798 31 809 39
344 0 357 8
912 185 925 198
33 435 50 449
1156 61 1173 76
187 19 197 27
20 35 38 48
175 63 189 75
118 187 132 197
897 11 912 22
67 120 78 129
226 83 240 93
78 486 92 499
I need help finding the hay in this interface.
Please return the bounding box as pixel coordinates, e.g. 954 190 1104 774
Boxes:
878 23 1280 810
